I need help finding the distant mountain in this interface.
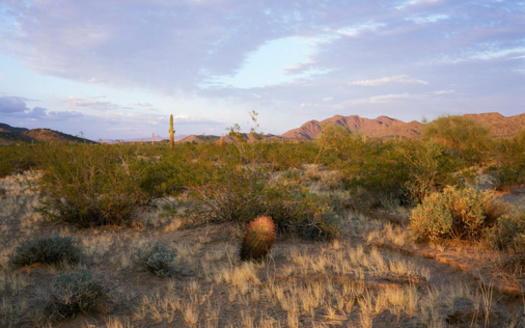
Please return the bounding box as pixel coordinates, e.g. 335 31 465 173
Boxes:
179 133 284 144
179 135 220 143
281 115 422 140
0 123 28 134
2 112 523 145
281 112 525 140
464 112 525 138
0 123 94 145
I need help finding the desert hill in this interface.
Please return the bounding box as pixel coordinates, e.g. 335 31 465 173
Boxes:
281 112 525 141
0 123 94 145
179 135 221 143
0 123 28 134
281 115 423 140
179 132 284 144
464 112 525 138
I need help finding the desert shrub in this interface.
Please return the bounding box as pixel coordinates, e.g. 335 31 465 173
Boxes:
489 211 525 252
38 144 154 227
9 235 81 267
0 157 15 178
489 130 525 191
131 241 176 277
409 186 510 242
401 140 461 203
335 139 413 207
44 269 108 319
422 115 491 165
189 163 339 240
0 144 40 177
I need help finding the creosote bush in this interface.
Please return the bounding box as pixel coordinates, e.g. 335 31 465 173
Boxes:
45 269 108 320
37 144 155 227
409 186 510 242
490 130 525 191
190 163 340 240
9 235 81 267
489 210 525 253
422 115 491 165
131 241 176 277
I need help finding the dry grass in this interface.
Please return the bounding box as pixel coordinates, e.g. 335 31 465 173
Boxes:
1 171 524 327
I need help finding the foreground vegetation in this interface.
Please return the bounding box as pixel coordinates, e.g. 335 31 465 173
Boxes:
0 116 524 327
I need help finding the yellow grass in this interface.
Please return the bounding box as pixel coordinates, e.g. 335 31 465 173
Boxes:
1 171 523 327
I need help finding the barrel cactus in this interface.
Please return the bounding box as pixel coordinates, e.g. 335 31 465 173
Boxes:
240 216 276 261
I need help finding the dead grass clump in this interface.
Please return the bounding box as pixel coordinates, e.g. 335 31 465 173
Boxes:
489 210 525 253
367 223 413 247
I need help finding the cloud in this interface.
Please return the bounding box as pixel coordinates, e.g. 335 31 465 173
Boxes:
284 60 317 73
334 21 386 38
349 75 429 86
0 96 30 113
87 78 105 83
0 96 83 122
0 1 523 139
396 0 441 10
432 90 455 95
64 97 127 113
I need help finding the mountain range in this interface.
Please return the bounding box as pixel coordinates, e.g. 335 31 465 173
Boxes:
0 123 93 145
1 112 524 145
180 112 525 142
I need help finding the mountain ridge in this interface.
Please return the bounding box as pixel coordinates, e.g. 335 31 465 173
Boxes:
279 112 524 141
0 124 95 145
2 112 523 145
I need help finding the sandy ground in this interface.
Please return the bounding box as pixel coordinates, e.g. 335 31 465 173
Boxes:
0 172 524 328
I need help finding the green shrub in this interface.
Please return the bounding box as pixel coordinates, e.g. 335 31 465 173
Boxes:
45 269 108 319
490 130 525 191
37 144 154 227
422 115 492 165
0 144 39 177
189 163 339 240
401 140 460 204
489 211 525 252
131 241 176 277
409 186 510 242
9 235 81 267
320 137 415 207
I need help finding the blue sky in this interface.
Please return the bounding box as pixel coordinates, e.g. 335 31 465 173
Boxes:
0 0 524 140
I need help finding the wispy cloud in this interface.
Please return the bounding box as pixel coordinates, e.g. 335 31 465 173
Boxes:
87 78 105 83
349 75 429 86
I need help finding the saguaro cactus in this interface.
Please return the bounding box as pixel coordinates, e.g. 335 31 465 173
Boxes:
152 133 155 146
240 216 276 261
169 114 175 149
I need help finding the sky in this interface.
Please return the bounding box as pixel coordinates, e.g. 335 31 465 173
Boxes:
0 0 524 140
